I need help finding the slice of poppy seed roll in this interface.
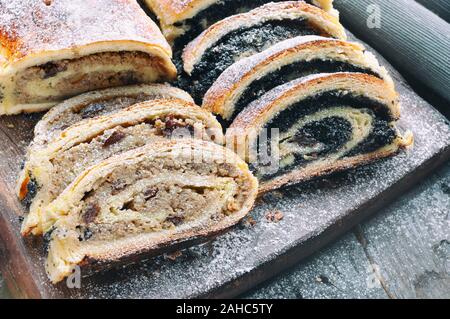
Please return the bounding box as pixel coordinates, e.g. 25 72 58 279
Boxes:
145 0 336 46
180 2 346 103
227 73 413 193
33 84 194 148
203 36 394 122
18 99 224 236
44 139 258 283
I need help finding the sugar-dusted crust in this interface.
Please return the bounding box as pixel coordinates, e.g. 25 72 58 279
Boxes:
203 36 394 119
0 0 172 66
230 73 401 135
0 0 176 114
182 2 346 74
226 72 413 192
45 139 258 283
34 84 194 145
18 98 224 236
145 0 336 40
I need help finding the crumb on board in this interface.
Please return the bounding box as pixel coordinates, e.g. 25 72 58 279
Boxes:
165 251 183 261
265 210 284 223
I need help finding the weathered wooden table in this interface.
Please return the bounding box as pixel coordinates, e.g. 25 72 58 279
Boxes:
245 162 450 299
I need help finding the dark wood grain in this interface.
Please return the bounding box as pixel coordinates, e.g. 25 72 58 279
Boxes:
0 34 449 298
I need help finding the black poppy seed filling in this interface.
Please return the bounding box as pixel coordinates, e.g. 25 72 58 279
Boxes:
256 91 397 180
232 60 381 122
178 19 324 103
172 0 316 53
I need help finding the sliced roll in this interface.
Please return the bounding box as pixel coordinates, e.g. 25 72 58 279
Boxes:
204 36 394 121
145 0 336 45
44 139 258 283
33 84 194 147
227 73 413 193
0 0 176 115
18 99 223 236
180 2 346 103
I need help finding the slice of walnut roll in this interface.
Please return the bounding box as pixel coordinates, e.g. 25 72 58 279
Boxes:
44 139 258 283
0 0 176 115
180 2 346 103
227 73 413 193
203 36 393 122
144 0 336 46
33 84 193 148
18 99 223 236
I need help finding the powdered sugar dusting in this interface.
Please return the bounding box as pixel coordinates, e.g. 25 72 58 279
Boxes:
0 0 169 63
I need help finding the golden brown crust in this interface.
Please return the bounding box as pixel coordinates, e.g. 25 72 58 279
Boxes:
18 98 224 236
145 0 219 25
45 139 259 283
33 84 194 143
182 2 346 74
202 36 393 119
0 0 172 65
0 0 177 115
145 0 335 25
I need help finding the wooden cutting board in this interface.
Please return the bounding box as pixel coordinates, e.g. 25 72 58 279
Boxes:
0 36 449 299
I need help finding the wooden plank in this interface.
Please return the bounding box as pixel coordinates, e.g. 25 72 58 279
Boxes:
244 232 389 299
245 163 450 299
0 34 449 298
356 163 450 299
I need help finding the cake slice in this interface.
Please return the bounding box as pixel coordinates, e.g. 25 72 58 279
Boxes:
203 36 393 122
227 73 413 193
18 99 223 236
44 139 258 283
144 0 336 46
0 0 176 115
180 2 346 103
33 84 193 147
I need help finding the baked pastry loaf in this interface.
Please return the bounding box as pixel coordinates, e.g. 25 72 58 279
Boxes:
33 84 193 147
180 2 346 103
203 36 393 121
44 139 258 283
144 0 336 45
0 0 176 115
18 99 223 236
227 73 413 193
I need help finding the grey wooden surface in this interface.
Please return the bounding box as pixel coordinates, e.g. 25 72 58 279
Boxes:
1 162 448 299
245 162 450 299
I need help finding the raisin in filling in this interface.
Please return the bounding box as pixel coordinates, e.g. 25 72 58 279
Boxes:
178 19 325 103
231 60 381 122
255 91 397 180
